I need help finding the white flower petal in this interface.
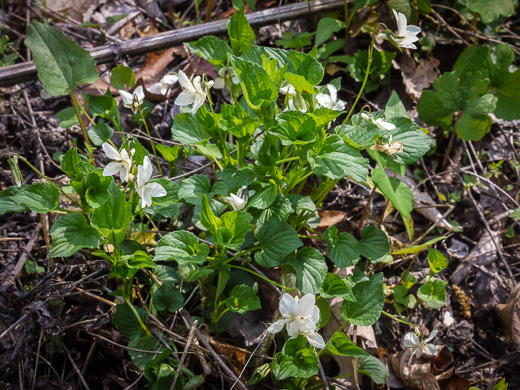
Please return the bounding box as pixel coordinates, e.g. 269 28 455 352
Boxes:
316 94 332 109
309 305 320 324
162 74 178 85
298 294 316 317
134 86 145 103
192 76 203 94
287 318 315 337
425 330 438 343
306 332 325 349
279 293 299 317
175 90 196 106
145 182 167 198
394 10 408 36
178 70 195 92
119 90 133 105
148 83 162 94
407 25 421 35
102 143 121 160
214 78 225 89
267 319 287 334
375 118 396 131
327 84 337 103
103 162 124 177
191 94 206 114
403 332 420 348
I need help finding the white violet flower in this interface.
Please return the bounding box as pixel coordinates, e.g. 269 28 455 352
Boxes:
360 112 396 131
174 70 214 114
222 193 247 211
378 10 421 50
280 83 308 112
267 293 325 349
148 74 179 95
119 85 145 113
135 156 167 208
102 143 133 182
316 84 346 111
214 67 239 90
403 329 438 365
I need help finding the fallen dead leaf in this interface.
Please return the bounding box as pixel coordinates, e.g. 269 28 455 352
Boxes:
135 47 186 86
318 210 346 229
496 284 520 345
393 56 440 99
450 229 500 285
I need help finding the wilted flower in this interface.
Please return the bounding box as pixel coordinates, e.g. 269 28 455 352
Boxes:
148 74 179 95
378 10 421 50
222 193 246 211
119 85 145 113
102 143 133 182
360 112 396 131
214 67 240 90
268 293 325 349
370 135 403 156
174 70 213 114
280 83 308 112
135 156 167 208
316 84 345 111
404 329 438 365
8 156 23 187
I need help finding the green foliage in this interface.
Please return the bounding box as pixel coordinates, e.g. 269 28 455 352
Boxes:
225 285 261 313
315 17 346 46
321 332 368 357
186 36 232 66
272 336 319 379
15 182 60 213
88 123 114 146
228 8 255 55
254 220 303 267
427 248 447 275
325 226 360 268
417 277 448 309
10 11 445 389
110 64 135 89
467 0 515 23
91 183 132 246
275 31 315 50
112 302 149 340
341 273 384 326
346 49 396 92
284 247 327 295
49 213 100 257
320 273 356 301
358 355 389 384
25 22 99 96
153 283 184 312
359 226 390 261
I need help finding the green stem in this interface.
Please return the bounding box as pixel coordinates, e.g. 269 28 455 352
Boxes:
124 298 151 336
381 310 418 327
344 31 377 124
286 169 313 193
17 155 82 208
227 264 294 291
138 106 163 176
276 156 299 165
215 308 230 323
70 92 93 159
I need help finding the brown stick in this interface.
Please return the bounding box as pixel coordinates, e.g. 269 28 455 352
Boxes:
179 309 249 390
0 0 346 87
0 225 41 295
171 320 198 390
